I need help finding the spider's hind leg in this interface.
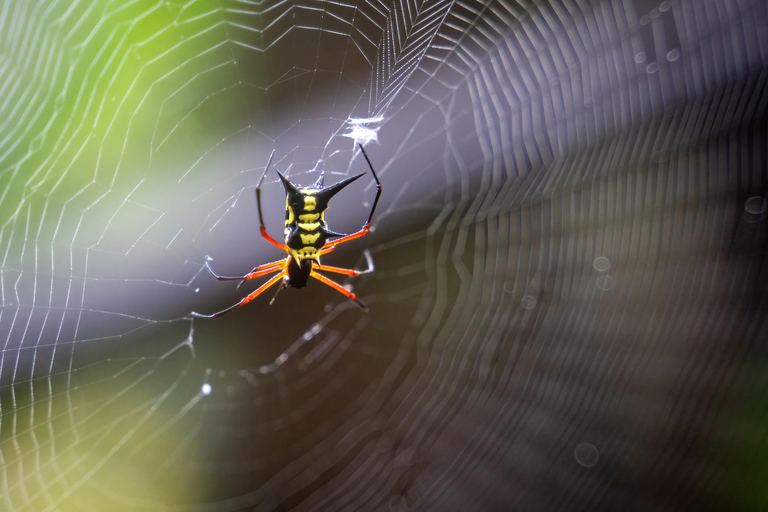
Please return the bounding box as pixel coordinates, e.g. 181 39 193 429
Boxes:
310 269 369 312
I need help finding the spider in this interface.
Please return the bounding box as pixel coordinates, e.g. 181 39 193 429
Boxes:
193 143 381 318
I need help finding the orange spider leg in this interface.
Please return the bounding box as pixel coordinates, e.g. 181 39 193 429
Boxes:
237 260 284 290
310 270 368 311
206 259 283 281
314 263 360 276
259 225 288 252
194 270 286 318
240 271 286 306
316 249 374 277
243 261 283 280
321 226 370 250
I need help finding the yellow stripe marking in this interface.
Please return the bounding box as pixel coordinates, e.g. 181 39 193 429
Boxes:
298 222 321 231
300 233 320 245
299 213 320 222
303 196 316 211
291 247 320 262
285 200 295 226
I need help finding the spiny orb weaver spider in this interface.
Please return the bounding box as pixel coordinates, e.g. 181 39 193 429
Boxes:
193 144 380 318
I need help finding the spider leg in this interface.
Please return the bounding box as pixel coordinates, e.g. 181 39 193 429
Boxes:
321 144 381 251
204 258 283 281
235 259 286 290
310 270 369 311
314 249 374 276
358 144 382 226
255 149 289 252
192 271 286 318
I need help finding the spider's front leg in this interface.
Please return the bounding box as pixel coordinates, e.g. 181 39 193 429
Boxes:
310 270 369 311
320 144 381 251
255 150 289 252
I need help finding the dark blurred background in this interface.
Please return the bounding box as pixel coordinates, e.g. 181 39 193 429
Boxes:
0 0 766 510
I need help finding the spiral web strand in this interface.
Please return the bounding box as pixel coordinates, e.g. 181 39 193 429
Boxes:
1 0 767 510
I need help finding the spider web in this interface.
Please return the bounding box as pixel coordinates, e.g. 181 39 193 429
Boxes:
1 0 767 510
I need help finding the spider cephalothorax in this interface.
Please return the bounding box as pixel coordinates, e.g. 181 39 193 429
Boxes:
193 144 381 318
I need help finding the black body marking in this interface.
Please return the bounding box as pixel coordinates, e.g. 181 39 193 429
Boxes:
285 257 312 288
192 144 379 318
276 170 364 288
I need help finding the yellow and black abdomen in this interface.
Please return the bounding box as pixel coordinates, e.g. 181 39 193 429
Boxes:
275 169 366 288
284 191 330 264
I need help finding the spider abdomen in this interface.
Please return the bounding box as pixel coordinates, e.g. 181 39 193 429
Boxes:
285 224 330 262
276 168 366 267
284 192 332 263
